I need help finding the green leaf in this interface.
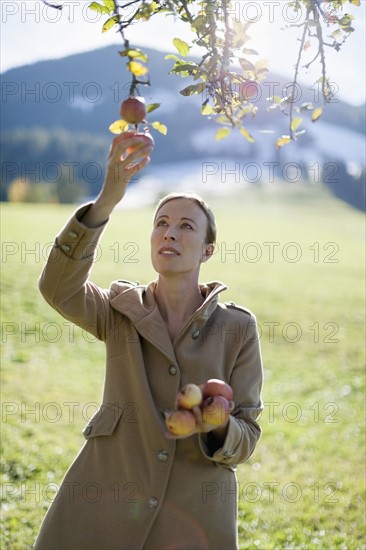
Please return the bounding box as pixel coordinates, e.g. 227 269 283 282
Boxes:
146 103 160 114
255 58 269 72
191 15 207 33
294 129 306 138
300 102 314 111
102 15 119 33
331 29 342 40
312 107 323 122
276 135 291 149
173 38 190 57
179 83 205 96
269 95 282 104
291 117 303 132
102 0 115 11
88 2 109 15
339 14 354 27
215 127 231 141
239 58 256 72
242 48 259 56
165 54 181 61
239 127 255 143
173 63 199 73
151 121 167 135
109 119 129 135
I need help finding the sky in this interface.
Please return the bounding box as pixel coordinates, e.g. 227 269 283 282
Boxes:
1 0 365 106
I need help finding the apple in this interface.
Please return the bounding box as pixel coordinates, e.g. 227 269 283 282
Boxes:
201 395 231 426
165 410 197 436
201 379 233 401
176 383 203 410
239 81 260 101
117 131 154 158
120 96 147 124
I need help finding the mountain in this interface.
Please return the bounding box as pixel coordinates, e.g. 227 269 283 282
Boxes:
1 45 365 207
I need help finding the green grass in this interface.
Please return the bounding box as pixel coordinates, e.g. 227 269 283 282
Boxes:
1 185 365 549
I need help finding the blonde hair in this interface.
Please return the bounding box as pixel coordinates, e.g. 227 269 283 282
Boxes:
153 192 217 244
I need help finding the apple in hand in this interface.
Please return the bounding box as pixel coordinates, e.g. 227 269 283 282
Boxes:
176 384 203 410
117 131 154 159
201 379 233 401
201 395 231 426
165 410 197 436
120 96 147 124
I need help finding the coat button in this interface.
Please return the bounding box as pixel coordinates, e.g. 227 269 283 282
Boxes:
192 329 200 339
147 496 158 509
157 449 169 462
68 230 78 239
168 365 177 375
223 450 235 458
61 244 71 253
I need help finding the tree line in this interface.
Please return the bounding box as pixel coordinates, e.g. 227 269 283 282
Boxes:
1 127 365 211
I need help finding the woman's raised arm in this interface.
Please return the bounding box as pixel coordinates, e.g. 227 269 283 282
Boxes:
81 133 154 228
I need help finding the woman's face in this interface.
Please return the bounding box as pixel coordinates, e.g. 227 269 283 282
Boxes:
150 198 213 278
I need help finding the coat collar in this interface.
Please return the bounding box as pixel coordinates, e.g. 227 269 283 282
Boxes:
110 281 227 363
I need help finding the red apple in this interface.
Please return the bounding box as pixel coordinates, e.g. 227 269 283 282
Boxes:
165 410 197 436
201 379 233 401
239 81 260 101
120 96 147 124
201 395 231 426
117 131 154 157
176 384 203 410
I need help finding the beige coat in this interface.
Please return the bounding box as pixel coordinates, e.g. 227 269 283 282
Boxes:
34 204 263 550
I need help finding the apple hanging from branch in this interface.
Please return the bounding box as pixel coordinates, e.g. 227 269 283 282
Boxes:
109 95 167 138
120 96 147 125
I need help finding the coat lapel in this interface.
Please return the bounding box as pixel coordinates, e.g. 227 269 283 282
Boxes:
110 281 228 363
110 282 177 364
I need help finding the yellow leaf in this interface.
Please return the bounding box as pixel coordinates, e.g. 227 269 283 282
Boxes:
151 121 168 135
102 15 118 33
276 135 291 149
216 116 231 125
312 107 323 122
291 117 303 132
349 0 360 6
215 127 231 141
109 119 129 135
239 127 255 143
127 61 148 77
201 103 214 115
89 2 109 15
120 49 148 62
255 58 268 72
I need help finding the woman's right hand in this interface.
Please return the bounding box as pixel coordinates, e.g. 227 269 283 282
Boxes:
82 133 154 227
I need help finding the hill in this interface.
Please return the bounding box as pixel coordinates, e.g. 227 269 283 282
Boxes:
1 45 365 208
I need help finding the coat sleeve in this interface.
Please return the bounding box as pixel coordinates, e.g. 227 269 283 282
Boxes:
38 203 111 341
198 311 263 468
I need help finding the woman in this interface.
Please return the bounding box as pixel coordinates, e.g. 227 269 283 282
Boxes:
34 133 263 550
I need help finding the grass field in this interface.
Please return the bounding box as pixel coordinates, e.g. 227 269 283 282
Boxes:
1 184 365 549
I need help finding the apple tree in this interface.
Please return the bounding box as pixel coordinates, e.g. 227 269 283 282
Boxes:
42 0 360 147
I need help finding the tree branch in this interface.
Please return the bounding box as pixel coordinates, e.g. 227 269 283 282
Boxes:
289 6 311 139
